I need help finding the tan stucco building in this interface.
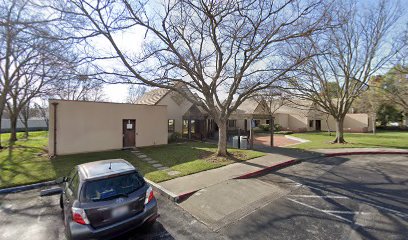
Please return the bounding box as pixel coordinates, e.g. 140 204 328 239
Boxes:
49 87 373 155
236 100 374 133
137 87 373 138
48 100 167 156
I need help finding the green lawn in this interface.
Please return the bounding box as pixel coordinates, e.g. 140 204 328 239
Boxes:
0 132 264 188
140 142 265 182
291 131 408 149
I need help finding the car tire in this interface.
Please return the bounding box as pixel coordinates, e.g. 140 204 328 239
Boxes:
59 194 64 209
143 218 156 229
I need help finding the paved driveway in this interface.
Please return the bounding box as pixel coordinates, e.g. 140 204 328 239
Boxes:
1 154 407 240
0 188 221 240
220 154 408 240
254 134 300 147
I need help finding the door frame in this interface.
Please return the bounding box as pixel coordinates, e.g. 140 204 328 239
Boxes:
315 119 322 131
122 119 136 148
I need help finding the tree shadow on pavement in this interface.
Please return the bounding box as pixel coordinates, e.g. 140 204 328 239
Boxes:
261 154 408 240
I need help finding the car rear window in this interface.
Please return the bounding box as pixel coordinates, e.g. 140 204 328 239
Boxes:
83 172 145 202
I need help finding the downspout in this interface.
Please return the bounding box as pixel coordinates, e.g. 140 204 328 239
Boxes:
52 102 58 157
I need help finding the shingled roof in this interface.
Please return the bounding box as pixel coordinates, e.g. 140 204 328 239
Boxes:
135 88 170 105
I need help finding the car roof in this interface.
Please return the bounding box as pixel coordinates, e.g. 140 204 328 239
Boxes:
77 159 136 180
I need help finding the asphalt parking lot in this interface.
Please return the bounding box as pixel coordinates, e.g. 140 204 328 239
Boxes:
1 154 407 240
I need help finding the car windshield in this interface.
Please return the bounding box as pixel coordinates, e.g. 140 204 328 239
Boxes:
84 172 145 202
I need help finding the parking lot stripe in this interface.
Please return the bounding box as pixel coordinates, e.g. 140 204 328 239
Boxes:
324 210 370 215
291 182 408 219
287 198 355 224
288 195 349 199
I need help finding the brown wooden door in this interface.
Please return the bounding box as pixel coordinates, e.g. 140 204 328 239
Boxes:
315 120 321 131
123 119 136 148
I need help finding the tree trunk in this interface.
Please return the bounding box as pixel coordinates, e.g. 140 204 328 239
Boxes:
269 116 274 147
23 120 29 139
325 115 331 136
333 118 346 143
0 114 3 149
9 116 18 142
217 120 228 156
371 112 376 134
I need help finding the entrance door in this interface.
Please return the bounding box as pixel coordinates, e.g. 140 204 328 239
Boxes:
315 120 321 131
123 119 136 148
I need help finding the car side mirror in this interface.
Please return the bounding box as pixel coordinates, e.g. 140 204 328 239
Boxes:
55 176 66 184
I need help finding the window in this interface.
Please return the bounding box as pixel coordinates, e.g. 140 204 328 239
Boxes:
69 173 80 197
254 120 260 127
168 119 175 133
190 120 196 134
266 120 270 125
228 120 236 128
309 120 314 128
83 172 144 202
182 120 189 137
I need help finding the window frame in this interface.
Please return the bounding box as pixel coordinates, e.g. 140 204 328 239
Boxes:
168 119 175 133
228 120 237 128
68 172 80 197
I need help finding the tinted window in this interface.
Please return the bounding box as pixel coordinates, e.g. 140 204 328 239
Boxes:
67 168 77 182
83 172 144 202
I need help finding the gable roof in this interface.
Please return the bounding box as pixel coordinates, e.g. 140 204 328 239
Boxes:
274 99 314 114
135 88 170 105
236 99 259 114
136 83 203 107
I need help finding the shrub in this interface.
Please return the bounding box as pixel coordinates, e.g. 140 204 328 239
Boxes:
169 132 182 143
275 130 293 135
259 124 270 131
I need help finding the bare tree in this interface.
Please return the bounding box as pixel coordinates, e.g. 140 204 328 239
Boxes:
288 0 400 143
34 98 49 128
49 73 106 101
253 88 288 146
1 0 83 142
19 100 31 138
126 85 146 104
54 0 331 155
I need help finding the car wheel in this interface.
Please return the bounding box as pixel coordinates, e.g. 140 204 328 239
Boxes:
59 194 64 209
143 218 156 229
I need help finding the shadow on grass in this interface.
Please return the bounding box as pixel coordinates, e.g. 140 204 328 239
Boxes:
0 141 51 189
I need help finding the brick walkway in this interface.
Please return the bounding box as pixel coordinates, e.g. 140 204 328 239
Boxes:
254 134 300 147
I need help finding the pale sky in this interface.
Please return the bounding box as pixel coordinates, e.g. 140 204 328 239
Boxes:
101 0 408 103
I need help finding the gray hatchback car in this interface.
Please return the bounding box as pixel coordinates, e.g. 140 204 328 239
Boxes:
58 159 158 240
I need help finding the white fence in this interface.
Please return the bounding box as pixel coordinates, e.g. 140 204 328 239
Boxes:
1 118 48 131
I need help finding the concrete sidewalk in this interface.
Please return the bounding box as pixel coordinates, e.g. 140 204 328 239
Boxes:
159 148 321 196
153 147 408 202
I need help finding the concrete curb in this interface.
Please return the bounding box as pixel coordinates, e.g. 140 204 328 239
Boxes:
324 151 408 157
233 159 302 179
0 180 56 195
144 178 180 202
156 158 302 203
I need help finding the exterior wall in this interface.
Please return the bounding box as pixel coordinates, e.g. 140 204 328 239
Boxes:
343 114 370 132
288 114 308 132
274 113 289 130
49 100 167 156
235 119 246 130
157 92 193 136
320 114 371 133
